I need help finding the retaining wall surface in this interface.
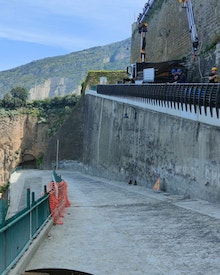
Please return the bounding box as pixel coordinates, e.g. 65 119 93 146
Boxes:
83 93 220 203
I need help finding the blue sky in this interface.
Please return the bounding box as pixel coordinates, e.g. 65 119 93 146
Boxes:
0 0 146 71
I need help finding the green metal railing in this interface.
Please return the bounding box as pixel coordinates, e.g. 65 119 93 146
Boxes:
53 170 63 183
0 200 6 225
0 187 51 275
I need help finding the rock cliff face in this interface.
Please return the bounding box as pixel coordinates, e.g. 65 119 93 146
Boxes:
29 77 80 100
0 115 49 185
42 98 84 169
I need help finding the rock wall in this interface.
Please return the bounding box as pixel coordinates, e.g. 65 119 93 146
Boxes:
131 0 220 81
82 93 220 203
0 115 49 185
42 98 84 169
29 77 80 100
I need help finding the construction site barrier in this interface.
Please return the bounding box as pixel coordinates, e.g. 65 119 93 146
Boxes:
97 83 220 118
47 179 71 225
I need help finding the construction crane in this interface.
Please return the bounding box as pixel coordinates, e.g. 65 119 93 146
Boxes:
137 0 199 61
126 0 198 83
137 0 156 62
179 0 199 60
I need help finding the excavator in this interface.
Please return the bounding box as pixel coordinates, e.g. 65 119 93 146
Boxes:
127 0 199 83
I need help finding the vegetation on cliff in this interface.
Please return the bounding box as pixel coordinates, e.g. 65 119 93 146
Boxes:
0 182 9 194
81 70 129 93
0 87 81 139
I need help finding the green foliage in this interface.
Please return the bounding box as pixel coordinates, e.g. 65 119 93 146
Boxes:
1 87 28 109
28 94 81 137
2 93 12 108
0 182 9 194
0 39 131 98
0 93 79 117
36 153 44 168
10 87 28 101
81 70 128 93
0 109 19 118
28 94 80 111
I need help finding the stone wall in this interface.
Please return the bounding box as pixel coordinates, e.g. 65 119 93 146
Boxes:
131 0 220 81
82 93 220 203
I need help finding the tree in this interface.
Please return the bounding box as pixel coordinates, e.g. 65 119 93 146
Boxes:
2 93 13 108
2 87 28 109
10 87 28 102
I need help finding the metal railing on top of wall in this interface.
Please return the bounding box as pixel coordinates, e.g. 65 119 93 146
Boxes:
97 83 220 118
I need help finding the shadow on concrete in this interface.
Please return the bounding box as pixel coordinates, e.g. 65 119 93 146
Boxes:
26 268 93 275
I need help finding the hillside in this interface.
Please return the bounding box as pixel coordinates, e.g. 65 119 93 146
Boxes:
0 38 131 100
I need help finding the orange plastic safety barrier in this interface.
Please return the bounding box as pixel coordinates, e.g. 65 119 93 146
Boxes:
47 180 71 225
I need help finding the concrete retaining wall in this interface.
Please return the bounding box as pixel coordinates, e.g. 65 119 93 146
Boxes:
83 92 220 203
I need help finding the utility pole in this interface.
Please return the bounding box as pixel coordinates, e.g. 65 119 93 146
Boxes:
56 139 59 170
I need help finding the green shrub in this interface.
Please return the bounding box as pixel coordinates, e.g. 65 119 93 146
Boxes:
0 182 9 194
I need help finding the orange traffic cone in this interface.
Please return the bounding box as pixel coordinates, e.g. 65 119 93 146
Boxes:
153 178 160 191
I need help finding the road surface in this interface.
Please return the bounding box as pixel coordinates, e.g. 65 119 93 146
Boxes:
8 170 220 275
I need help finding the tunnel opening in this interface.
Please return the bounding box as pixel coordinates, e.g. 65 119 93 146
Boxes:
20 154 37 169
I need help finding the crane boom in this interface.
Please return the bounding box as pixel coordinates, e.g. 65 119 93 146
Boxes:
179 0 199 58
137 0 156 62
137 0 199 61
184 0 199 59
137 0 156 25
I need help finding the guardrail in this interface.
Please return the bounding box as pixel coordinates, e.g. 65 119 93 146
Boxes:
0 187 51 275
97 83 220 118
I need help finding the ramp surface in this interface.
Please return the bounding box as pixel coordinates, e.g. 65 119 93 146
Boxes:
19 170 220 275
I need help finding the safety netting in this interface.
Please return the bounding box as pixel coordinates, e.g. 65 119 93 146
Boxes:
47 172 71 224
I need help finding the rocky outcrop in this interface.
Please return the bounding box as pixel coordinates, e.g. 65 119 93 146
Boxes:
29 77 80 100
0 115 49 185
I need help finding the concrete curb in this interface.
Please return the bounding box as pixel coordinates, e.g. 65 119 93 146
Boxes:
8 218 54 275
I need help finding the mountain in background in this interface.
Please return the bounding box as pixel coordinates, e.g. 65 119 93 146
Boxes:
0 38 131 100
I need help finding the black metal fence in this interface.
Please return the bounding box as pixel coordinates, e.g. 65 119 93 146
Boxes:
97 83 220 118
